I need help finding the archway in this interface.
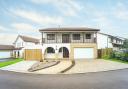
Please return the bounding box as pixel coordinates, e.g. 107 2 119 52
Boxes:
58 47 69 58
44 47 55 59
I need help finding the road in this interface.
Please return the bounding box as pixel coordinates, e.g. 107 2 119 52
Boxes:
0 69 128 89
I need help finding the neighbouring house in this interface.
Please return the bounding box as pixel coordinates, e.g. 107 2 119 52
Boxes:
0 45 15 59
13 35 40 58
38 27 100 60
97 33 125 50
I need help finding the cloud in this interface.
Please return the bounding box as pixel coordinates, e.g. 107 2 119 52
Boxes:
0 26 5 31
0 33 18 45
0 24 40 45
113 2 128 20
11 9 63 25
31 0 83 16
11 23 36 32
0 25 9 32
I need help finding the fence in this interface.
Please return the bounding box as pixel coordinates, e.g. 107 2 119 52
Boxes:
98 48 113 58
24 49 42 61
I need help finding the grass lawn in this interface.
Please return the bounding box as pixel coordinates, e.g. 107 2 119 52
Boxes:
0 58 23 68
103 57 128 64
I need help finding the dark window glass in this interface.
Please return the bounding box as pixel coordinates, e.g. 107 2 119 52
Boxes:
47 34 55 40
47 47 55 53
59 48 62 52
86 34 91 39
73 34 80 40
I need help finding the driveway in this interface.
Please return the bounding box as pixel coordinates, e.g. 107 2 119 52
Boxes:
0 58 13 62
0 69 128 89
1 60 72 74
1 61 37 72
1 59 128 74
66 59 128 74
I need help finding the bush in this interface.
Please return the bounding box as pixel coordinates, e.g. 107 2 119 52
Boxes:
109 50 128 62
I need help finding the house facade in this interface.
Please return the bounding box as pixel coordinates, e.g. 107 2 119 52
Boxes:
13 35 40 58
97 33 124 50
39 27 100 60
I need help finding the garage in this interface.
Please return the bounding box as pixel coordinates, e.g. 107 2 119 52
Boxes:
0 45 14 59
0 51 11 58
74 48 94 59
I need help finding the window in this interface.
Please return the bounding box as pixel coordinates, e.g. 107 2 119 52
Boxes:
86 34 91 39
47 34 55 40
47 47 55 53
73 34 80 40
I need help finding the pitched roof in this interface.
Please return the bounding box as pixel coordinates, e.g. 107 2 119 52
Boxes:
39 27 100 32
14 35 40 44
98 32 126 40
0 45 15 50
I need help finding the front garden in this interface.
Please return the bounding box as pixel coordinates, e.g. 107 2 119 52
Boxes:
103 50 128 64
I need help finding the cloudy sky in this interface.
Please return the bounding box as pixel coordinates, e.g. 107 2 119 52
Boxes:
0 0 128 44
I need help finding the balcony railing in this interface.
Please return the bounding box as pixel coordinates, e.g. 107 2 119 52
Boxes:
42 38 96 43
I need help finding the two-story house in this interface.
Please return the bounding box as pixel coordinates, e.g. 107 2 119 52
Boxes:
39 27 100 60
13 35 40 58
97 33 125 50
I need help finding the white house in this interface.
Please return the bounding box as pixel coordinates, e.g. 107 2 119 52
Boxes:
13 35 40 58
38 27 100 60
97 33 125 50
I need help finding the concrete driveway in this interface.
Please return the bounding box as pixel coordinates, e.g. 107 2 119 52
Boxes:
0 58 13 62
0 69 128 89
1 59 128 74
1 61 37 72
1 60 72 74
66 59 128 74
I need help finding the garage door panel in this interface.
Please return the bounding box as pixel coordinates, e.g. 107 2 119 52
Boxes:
74 48 94 59
0 51 11 58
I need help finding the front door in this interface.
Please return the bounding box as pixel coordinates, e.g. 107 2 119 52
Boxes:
63 47 69 58
62 34 70 43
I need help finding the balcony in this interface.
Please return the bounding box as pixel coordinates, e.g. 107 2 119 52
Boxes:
42 37 96 44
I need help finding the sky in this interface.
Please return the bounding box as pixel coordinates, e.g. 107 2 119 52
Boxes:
0 0 128 45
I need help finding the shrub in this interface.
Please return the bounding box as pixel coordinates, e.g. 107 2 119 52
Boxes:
109 50 128 62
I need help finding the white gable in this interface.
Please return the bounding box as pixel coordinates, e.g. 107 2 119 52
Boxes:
97 33 113 49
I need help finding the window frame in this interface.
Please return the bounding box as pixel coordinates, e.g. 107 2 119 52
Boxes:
47 34 55 40
85 34 91 39
72 34 80 40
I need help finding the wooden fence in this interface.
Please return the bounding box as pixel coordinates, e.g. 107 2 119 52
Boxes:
24 49 42 61
98 48 113 58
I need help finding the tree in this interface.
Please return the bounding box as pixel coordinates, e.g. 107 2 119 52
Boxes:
122 39 128 49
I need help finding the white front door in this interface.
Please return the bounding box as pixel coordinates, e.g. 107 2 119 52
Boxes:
74 48 94 59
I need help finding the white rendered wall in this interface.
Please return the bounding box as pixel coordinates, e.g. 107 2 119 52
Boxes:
97 33 113 49
42 43 70 54
15 38 24 48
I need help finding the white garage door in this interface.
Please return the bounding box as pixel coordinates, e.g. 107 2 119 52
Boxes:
74 48 94 59
0 51 11 58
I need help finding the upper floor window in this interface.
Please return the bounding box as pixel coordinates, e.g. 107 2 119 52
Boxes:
85 34 91 39
47 34 55 40
73 34 80 40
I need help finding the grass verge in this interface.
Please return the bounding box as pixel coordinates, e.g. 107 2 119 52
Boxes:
0 58 23 68
103 56 128 64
